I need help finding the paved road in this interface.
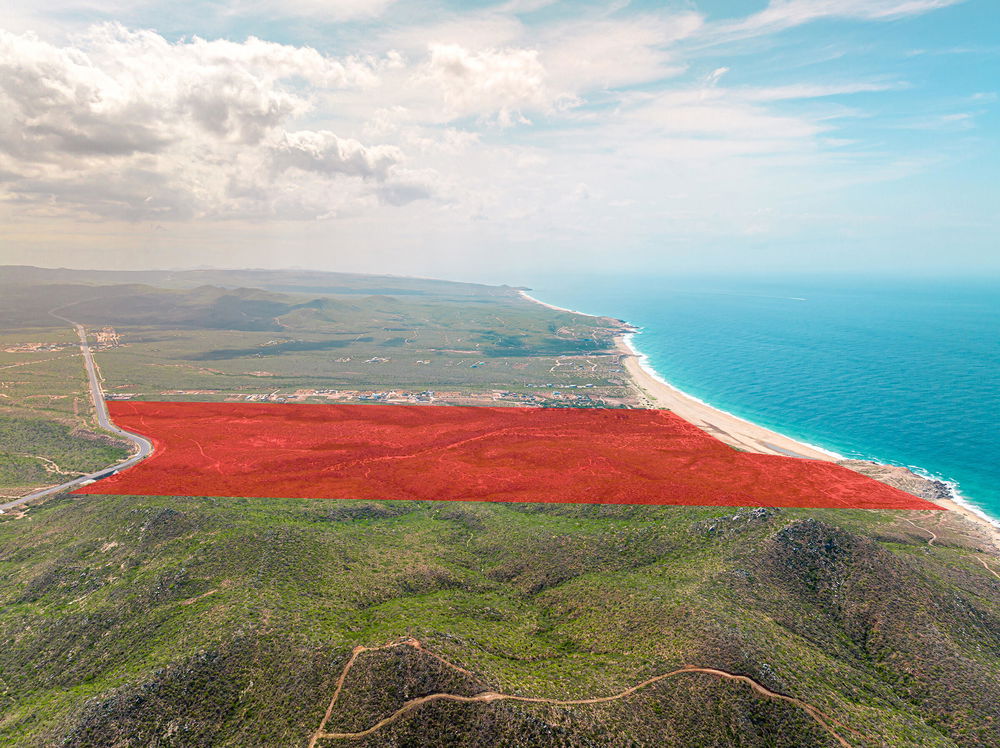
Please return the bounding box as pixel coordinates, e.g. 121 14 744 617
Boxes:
0 313 153 513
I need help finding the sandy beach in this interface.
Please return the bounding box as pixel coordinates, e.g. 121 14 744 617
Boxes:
521 286 847 461
615 334 836 461
519 290 998 539
623 334 1000 540
518 290 591 316
520 287 841 460
614 334 999 538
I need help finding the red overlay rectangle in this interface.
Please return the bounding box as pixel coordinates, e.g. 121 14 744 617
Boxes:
74 401 942 510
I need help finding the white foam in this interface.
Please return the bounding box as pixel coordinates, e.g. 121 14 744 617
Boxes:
900 465 999 528
523 290 1000 527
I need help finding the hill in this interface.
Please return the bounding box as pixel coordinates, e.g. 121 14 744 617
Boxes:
1 495 997 746
0 266 997 747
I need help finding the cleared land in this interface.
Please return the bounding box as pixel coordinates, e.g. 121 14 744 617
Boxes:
76 401 941 511
0 267 632 504
1 267 998 747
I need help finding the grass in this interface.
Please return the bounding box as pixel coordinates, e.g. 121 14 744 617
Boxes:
1 267 998 746
1 495 998 745
0 416 128 492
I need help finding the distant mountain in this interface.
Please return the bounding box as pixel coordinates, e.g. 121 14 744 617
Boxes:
0 265 504 297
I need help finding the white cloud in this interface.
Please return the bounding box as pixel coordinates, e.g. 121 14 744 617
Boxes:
0 0 980 273
719 0 966 36
0 24 430 220
642 103 823 140
704 67 730 87
893 112 976 131
0 0 399 35
273 131 402 178
422 43 561 126
384 10 703 124
579 81 898 156
738 81 902 101
538 13 702 92
231 0 398 22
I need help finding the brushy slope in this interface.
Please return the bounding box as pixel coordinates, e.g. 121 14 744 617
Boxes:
0 416 128 492
1 495 997 747
2 266 998 747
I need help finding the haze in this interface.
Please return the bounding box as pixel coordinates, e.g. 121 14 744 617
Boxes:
0 0 997 281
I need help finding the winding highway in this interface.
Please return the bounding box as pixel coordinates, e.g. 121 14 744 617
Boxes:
0 312 153 513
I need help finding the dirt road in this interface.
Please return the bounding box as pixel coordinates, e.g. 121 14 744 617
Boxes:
309 639 858 748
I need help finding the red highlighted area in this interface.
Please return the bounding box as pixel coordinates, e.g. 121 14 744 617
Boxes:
75 401 943 510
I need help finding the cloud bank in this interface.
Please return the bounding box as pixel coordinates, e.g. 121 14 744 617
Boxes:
0 0 990 277
0 24 420 219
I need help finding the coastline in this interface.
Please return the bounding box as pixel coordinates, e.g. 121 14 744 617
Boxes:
925 499 1000 536
518 290 598 317
518 288 999 539
614 333 837 462
617 331 999 535
521 286 841 461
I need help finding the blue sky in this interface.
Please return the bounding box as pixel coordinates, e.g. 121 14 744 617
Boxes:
0 0 996 280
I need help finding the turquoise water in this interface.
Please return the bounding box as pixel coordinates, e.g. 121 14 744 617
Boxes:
523 275 1000 523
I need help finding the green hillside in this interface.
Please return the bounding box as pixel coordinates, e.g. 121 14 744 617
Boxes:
1 267 998 747
1 495 998 746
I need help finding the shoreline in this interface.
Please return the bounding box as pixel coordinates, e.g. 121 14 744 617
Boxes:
520 286 855 460
614 332 837 462
518 290 599 317
518 288 999 537
617 332 999 534
903 471 1000 531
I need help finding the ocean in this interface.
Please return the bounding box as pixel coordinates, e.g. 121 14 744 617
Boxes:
522 274 1000 524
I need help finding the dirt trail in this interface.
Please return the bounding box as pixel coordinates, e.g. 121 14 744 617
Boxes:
14 454 83 477
903 517 937 545
0 354 80 370
970 555 1000 580
309 639 858 748
309 643 392 748
179 588 218 606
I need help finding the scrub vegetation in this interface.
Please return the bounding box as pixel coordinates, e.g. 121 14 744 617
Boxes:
0 417 128 492
1 267 998 746
0 266 632 408
1 497 998 746
0 266 630 501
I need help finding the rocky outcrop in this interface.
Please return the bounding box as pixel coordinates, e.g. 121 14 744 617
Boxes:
837 460 952 503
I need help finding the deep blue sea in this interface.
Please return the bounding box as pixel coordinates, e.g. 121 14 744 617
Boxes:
522 275 1000 523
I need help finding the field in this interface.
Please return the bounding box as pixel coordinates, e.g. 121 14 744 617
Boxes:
0 270 634 413
0 323 129 495
1 267 998 747
0 417 128 495
0 327 91 423
77 401 942 511
0 268 633 502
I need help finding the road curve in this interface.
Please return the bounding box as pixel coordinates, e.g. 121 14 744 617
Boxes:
0 312 153 513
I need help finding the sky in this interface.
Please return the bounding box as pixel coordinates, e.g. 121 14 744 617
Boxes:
0 0 997 282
